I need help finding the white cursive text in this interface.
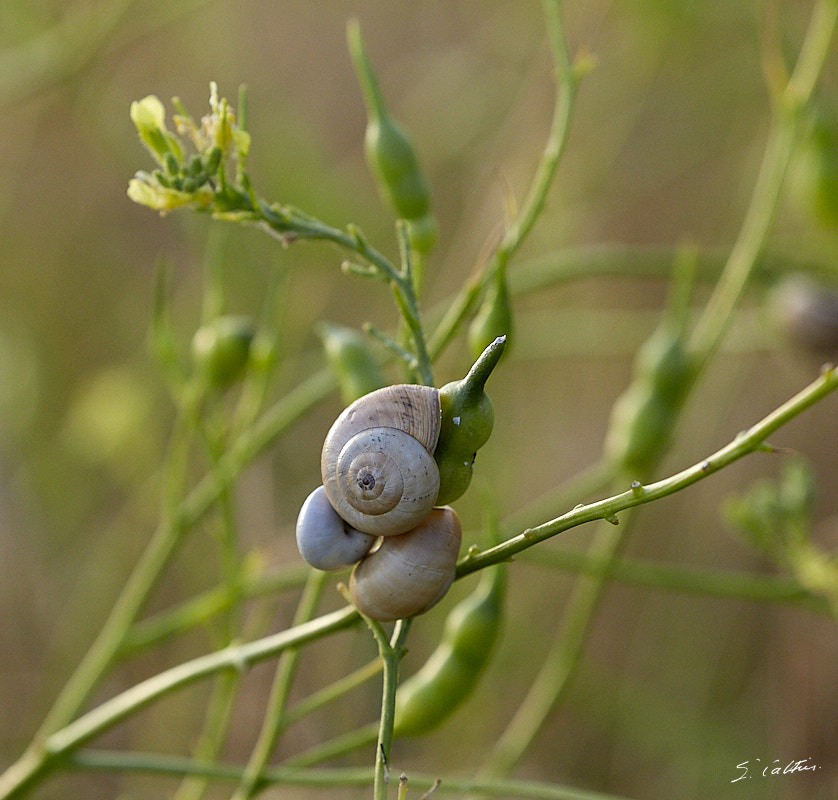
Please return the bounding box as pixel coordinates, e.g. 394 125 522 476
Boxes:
731 757 820 783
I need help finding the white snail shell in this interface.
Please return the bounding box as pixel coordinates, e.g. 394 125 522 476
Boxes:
321 384 441 537
348 506 462 621
295 485 376 571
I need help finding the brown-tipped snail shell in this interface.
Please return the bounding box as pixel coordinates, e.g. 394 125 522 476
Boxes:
295 486 376 571
348 506 462 622
320 384 441 537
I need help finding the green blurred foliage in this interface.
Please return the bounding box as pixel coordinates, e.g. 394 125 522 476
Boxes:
0 2 837 799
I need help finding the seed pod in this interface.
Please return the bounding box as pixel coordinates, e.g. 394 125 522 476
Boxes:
468 267 513 361
604 321 694 477
394 559 505 736
317 321 387 404
191 314 255 388
347 19 433 223
434 336 506 504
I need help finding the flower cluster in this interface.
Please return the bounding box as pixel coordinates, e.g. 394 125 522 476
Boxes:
128 82 250 213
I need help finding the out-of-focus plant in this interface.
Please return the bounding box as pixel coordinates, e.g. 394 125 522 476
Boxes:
2 2 838 800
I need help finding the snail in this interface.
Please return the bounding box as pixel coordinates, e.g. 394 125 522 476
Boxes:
320 383 442 537
295 486 376 571
349 507 462 622
294 339 505 620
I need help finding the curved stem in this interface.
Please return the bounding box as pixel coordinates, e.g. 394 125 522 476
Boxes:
231 569 327 800
689 0 838 364
457 365 838 577
522 545 833 615
428 0 578 359
69 749 637 800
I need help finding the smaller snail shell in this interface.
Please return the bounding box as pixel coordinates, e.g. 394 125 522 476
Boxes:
296 485 376 571
322 384 441 537
349 506 462 622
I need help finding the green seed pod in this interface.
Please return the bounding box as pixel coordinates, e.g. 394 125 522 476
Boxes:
394 561 505 737
406 214 439 257
604 321 693 477
790 103 838 227
347 19 433 223
191 314 255 388
316 321 386 404
468 266 513 361
434 336 506 504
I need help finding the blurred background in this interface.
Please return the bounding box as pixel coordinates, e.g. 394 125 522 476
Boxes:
1 1 837 799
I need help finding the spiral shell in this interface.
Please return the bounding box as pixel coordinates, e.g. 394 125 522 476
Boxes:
349 506 462 621
321 384 441 536
295 485 376 571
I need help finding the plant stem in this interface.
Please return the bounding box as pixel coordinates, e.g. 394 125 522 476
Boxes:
689 0 838 363
428 0 577 359
481 515 632 779
232 569 328 800
457 365 838 577
0 607 360 800
69 749 639 799
281 658 383 730
521 544 833 615
371 618 411 800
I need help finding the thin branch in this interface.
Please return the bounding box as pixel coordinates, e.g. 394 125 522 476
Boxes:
457 364 838 577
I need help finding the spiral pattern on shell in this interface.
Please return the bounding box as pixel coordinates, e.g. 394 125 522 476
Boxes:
321 384 441 536
295 384 463 621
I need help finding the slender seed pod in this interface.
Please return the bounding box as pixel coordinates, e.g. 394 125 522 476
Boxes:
394 559 505 736
317 321 387 404
468 266 513 361
434 336 506 504
604 320 694 477
347 19 434 227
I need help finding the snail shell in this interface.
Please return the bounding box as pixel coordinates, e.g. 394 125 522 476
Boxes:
295 485 376 571
349 506 462 621
321 384 441 537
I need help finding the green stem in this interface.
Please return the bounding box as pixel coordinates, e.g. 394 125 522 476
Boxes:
119 562 310 655
522 545 833 615
457 365 838 577
371 618 411 800
69 749 638 800
281 658 383 730
428 0 577 358
232 569 328 800
0 607 360 800
283 723 379 769
689 0 838 363
492 0 575 272
480 516 631 779
254 208 434 385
